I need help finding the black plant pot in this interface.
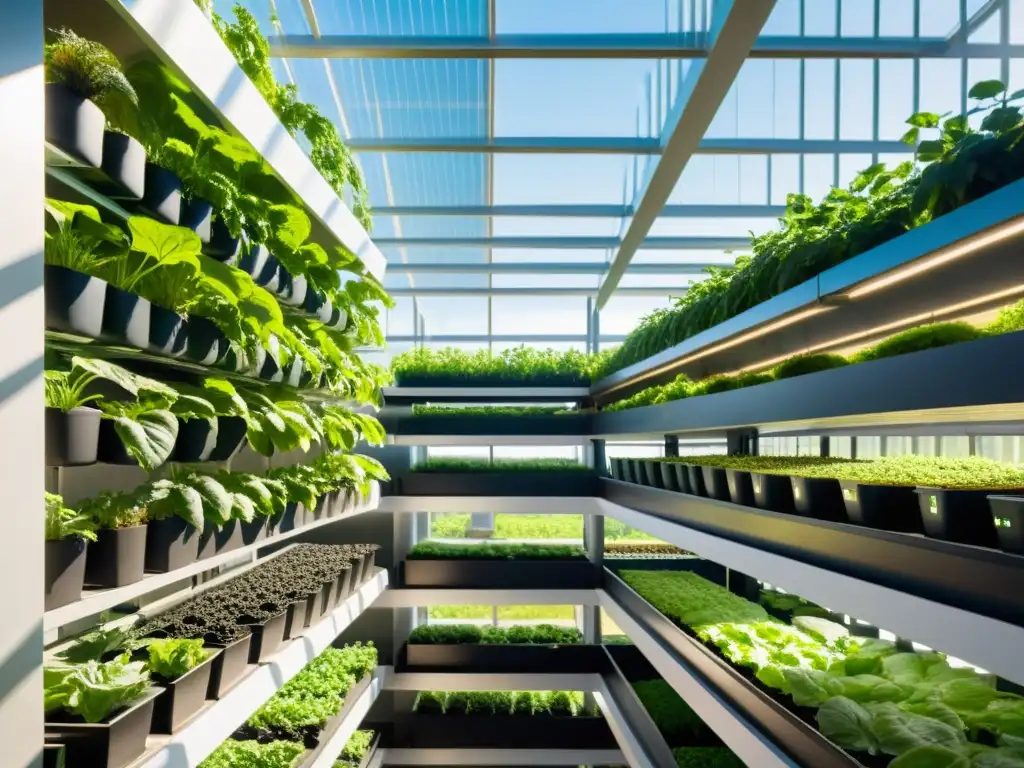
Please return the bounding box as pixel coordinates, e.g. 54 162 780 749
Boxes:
259 352 284 382
334 566 354 607
658 462 680 492
283 274 308 307
686 465 707 497
150 650 220 734
916 488 1003 548
621 459 639 484
839 481 923 533
46 406 100 466
45 83 105 167
247 610 289 663
180 198 214 244
43 743 65 768
700 465 731 502
989 496 1024 555
307 495 330 524
171 418 218 463
140 164 182 225
725 468 756 507
144 517 200 573
183 316 225 365
44 265 107 338
45 687 161 768
101 286 150 349
206 634 252 699
609 457 624 480
207 416 248 461
790 476 848 523
204 219 241 263
100 131 146 200
269 502 303 535
284 596 312 639
197 519 241 561
148 305 186 357
239 517 266 546
641 460 665 489
97 419 139 466
85 525 147 588
751 472 796 514
302 288 325 315
45 537 88 611
671 463 691 494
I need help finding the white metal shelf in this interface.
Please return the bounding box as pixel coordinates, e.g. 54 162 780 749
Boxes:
135 569 389 768
378 748 626 766
45 486 380 632
302 672 384 768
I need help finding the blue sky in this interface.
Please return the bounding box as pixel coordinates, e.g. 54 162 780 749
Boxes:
220 0 1022 351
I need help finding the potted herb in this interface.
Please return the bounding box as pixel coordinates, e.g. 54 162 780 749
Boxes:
144 638 218 734
403 541 596 588
45 493 97 610
44 366 102 467
43 200 116 339
80 492 148 589
43 28 141 185
139 479 203 572
44 655 160 768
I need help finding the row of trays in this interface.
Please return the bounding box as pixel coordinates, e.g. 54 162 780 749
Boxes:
46 566 378 768
611 457 1024 555
45 490 363 612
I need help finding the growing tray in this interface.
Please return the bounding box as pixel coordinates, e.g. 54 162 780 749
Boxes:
604 569 858 768
400 643 611 674
391 714 617 750
401 558 600 589
601 478 1024 627
397 470 599 496
381 411 593 437
393 374 590 388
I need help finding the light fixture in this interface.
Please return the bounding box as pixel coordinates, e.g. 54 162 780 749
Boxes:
843 217 1024 299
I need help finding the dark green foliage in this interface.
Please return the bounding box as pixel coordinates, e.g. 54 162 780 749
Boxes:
772 353 849 380
334 730 375 768
673 747 746 768
468 691 514 715
594 83 1024 381
407 541 586 560
690 371 774 397
632 680 712 745
198 739 305 768
44 28 138 126
411 405 574 417
854 322 983 363
408 624 483 644
546 690 577 716
411 458 588 473
444 691 471 715
513 691 539 715
413 691 446 714
988 298 1024 335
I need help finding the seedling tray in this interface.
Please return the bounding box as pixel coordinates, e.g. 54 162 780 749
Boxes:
401 643 610 674
392 714 617 749
398 470 598 497
401 558 600 589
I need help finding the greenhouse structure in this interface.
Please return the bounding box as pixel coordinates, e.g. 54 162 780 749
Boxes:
6 0 1024 766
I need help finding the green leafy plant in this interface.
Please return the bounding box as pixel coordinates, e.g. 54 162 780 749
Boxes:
146 639 210 680
513 691 539 716
198 739 305 768
546 690 578 717
413 690 446 714
335 730 375 767
44 28 137 128
392 346 597 386
407 541 586 561
444 691 471 716
44 655 150 723
772 353 849 380
412 458 588 473
56 626 135 664
854 322 983 363
45 493 97 542
673 747 746 768
411 404 575 417
408 623 582 645
633 679 713 745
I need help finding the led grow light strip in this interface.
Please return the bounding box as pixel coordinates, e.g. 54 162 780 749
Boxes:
842 216 1024 299
736 282 1024 373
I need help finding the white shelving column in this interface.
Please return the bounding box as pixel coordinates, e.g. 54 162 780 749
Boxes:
0 1 45 764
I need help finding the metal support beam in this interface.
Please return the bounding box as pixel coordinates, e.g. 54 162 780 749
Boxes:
383 287 689 298
0 0 45 763
269 33 952 59
392 261 717 275
371 203 787 217
596 0 777 308
375 236 749 249
348 136 914 155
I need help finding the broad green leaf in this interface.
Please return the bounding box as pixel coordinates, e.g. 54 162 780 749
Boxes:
899 126 919 145
906 111 941 128
146 479 204 531
889 746 969 768
981 106 1023 134
229 492 257 523
782 668 841 707
973 749 1024 768
190 474 232 526
870 701 967 756
917 139 947 160
267 204 312 250
128 217 202 266
968 80 1006 100
109 409 178 471
817 697 879 754
170 394 217 420
792 616 850 646
71 356 177 406
902 701 966 733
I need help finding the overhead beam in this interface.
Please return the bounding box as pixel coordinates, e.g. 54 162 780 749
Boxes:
348 136 914 155
383 286 687 297
596 0 776 308
371 203 786 217
374 236 749 249
391 261 716 274
269 33 951 59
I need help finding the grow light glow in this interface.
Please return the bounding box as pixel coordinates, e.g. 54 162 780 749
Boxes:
844 217 1024 299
